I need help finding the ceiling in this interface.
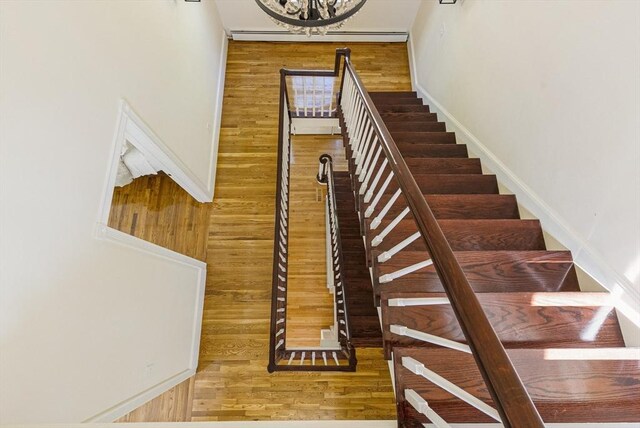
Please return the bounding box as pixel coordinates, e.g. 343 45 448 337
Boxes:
213 0 423 35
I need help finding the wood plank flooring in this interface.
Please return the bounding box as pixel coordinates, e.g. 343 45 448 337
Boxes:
113 41 412 422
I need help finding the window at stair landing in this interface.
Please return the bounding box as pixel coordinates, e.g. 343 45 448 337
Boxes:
288 76 337 118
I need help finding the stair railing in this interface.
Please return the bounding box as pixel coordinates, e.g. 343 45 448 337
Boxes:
318 154 357 368
268 50 356 372
337 54 545 427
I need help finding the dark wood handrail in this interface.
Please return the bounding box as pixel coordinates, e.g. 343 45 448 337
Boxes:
268 69 290 373
341 57 545 427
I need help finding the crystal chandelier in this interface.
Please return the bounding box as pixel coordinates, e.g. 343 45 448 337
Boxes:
254 0 368 36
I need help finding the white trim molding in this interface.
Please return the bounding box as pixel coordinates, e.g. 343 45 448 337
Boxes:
88 228 206 422
231 31 408 42
206 29 229 200
91 100 210 421
406 33 640 314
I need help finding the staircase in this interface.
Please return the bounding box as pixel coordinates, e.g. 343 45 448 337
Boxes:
335 87 640 426
335 172 383 347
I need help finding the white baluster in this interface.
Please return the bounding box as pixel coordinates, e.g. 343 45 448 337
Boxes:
332 352 340 366
300 351 306 365
364 158 388 202
358 136 378 182
355 125 374 174
390 325 471 354
352 111 369 159
404 389 451 428
343 76 355 120
287 352 296 365
364 171 394 218
402 357 501 422
350 103 366 150
275 339 284 349
371 207 410 247
328 80 333 116
370 189 402 229
293 79 300 116
360 146 382 194
378 259 433 283
376 232 421 263
303 77 308 117
312 77 316 117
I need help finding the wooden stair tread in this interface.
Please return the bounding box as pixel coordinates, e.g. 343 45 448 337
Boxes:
371 97 423 105
368 219 546 253
394 347 640 423
381 112 438 122
385 122 447 132
367 193 520 219
369 91 418 97
374 104 431 113
392 131 457 144
372 250 580 294
397 144 469 158
402 157 483 174
375 174 499 195
380 292 625 358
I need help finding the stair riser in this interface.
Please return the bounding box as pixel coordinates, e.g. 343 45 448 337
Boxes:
375 105 431 113
381 112 438 122
385 122 447 132
392 132 457 144
372 98 423 105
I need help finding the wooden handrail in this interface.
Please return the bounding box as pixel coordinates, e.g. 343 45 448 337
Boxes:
340 57 545 427
268 70 290 373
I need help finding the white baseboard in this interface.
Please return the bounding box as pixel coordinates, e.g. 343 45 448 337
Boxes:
406 34 640 314
291 118 341 135
83 369 194 423
231 31 408 42
89 227 206 422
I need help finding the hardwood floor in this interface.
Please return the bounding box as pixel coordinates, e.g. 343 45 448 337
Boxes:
109 172 210 262
113 41 412 422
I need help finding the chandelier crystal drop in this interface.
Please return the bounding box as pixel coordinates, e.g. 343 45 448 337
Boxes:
254 0 368 36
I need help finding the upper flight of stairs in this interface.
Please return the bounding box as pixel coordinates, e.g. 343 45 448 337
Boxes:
338 91 640 426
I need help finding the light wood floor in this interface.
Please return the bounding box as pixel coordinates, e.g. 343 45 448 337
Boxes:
113 41 412 422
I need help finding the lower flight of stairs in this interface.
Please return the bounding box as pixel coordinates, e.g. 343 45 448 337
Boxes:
334 172 382 347
337 91 640 426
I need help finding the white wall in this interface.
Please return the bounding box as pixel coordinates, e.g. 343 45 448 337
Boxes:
409 1 640 304
0 0 225 423
214 0 422 33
